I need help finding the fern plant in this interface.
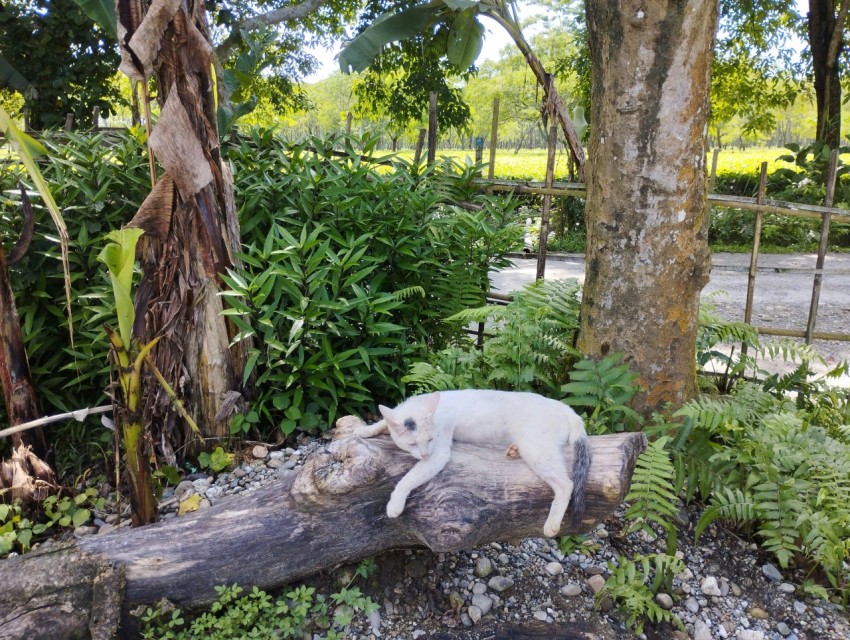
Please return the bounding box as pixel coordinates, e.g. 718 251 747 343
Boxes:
562 353 642 434
624 436 679 556
599 553 686 635
403 278 582 395
681 385 850 600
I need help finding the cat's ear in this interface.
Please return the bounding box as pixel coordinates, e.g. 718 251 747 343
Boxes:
422 392 440 416
378 404 398 427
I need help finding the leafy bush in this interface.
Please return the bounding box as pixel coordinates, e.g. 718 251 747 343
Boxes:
223 133 523 434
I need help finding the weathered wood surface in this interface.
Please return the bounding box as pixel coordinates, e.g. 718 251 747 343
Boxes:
0 419 646 639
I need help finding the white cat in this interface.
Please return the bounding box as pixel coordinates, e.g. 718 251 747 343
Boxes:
354 389 592 537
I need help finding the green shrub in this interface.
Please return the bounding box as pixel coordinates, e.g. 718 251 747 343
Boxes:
222 133 523 435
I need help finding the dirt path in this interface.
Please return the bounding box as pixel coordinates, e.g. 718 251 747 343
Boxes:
492 252 850 384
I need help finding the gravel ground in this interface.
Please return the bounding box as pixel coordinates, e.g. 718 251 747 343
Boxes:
78 435 848 640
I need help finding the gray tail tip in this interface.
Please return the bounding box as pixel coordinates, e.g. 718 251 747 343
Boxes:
570 436 592 528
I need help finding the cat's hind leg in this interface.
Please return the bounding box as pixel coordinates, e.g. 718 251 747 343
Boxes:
521 443 574 538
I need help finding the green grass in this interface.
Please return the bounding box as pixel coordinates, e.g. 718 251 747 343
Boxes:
398 147 797 181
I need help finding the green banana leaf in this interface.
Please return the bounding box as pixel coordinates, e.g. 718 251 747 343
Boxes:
73 0 117 40
447 9 484 69
0 54 36 97
0 106 75 343
98 228 144 348
339 1 445 73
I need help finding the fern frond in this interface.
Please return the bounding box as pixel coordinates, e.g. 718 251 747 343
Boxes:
695 487 758 542
625 437 679 554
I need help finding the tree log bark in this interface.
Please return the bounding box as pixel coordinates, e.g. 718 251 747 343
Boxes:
0 421 646 639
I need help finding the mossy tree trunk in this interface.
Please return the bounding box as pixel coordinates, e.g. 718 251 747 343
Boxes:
579 1 718 415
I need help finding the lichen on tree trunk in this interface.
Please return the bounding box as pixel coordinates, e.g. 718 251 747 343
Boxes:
580 1 718 415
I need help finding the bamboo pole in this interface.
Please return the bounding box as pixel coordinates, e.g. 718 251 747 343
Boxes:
741 163 767 357
536 121 558 281
805 149 839 344
488 97 500 181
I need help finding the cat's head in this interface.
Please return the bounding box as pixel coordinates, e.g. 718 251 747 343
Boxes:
378 392 440 460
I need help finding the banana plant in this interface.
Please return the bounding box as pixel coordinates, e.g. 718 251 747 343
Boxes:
338 0 586 174
98 228 200 526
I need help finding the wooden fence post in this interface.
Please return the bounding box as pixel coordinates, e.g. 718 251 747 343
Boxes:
536 121 558 281
488 96 500 180
92 107 100 131
709 148 720 194
742 162 768 356
805 149 839 344
64 114 74 131
345 112 353 136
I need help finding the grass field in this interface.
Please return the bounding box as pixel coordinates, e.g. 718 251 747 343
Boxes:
398 147 796 181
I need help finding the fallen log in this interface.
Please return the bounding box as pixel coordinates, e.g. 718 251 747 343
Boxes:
0 418 646 639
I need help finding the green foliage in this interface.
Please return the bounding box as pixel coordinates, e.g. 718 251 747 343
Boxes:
561 353 641 434
696 297 823 394
598 553 686 635
0 130 151 475
675 382 850 600
0 0 120 129
198 447 235 474
403 278 581 395
624 437 679 556
0 487 104 557
139 580 379 640
223 132 521 435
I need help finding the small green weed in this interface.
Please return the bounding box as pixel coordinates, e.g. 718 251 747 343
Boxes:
197 447 235 474
139 563 380 639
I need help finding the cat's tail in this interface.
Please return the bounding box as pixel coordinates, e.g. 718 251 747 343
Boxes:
570 434 593 528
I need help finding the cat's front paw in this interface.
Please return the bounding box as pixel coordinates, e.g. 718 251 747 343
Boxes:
353 426 373 438
386 493 406 518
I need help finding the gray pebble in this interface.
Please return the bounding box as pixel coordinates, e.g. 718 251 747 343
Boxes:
561 584 582 597
487 576 514 592
474 557 493 578
776 622 791 636
792 600 806 615
684 597 700 613
544 561 563 576
467 604 482 624
762 563 783 582
655 593 674 610
532 610 548 622
471 594 492 615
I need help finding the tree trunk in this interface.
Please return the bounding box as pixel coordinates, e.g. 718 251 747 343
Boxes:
580 1 716 415
808 0 844 148
117 0 245 461
0 420 646 639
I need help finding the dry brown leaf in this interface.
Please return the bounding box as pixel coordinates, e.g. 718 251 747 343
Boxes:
119 0 182 80
127 172 176 238
149 84 214 199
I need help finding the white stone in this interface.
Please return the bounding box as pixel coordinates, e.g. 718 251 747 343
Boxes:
544 561 564 576
471 594 493 616
701 576 723 597
467 605 482 624
561 584 582 597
